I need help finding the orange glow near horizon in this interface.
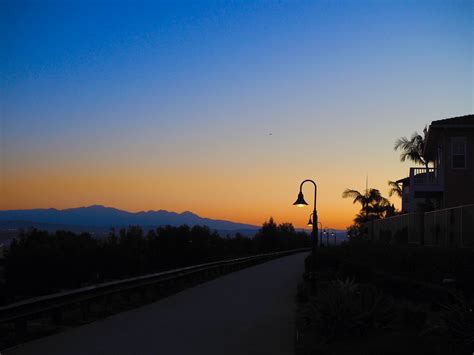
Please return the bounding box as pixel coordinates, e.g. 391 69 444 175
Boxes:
0 157 407 230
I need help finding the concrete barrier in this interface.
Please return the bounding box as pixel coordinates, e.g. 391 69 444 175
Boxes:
364 213 423 244
424 204 474 247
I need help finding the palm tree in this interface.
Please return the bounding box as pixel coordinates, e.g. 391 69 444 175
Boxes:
368 200 397 219
370 202 398 218
353 212 368 225
387 180 402 198
383 203 398 217
394 126 430 170
342 188 390 220
394 126 435 211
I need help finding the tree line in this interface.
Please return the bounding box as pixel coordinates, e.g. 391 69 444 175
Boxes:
1 218 309 305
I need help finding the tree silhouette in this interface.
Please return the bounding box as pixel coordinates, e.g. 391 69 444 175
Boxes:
353 212 369 225
369 202 398 218
342 188 389 220
2 220 310 305
342 187 397 227
394 126 430 170
387 180 402 199
382 203 398 218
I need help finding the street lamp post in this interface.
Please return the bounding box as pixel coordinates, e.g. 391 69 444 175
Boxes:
293 179 318 259
307 217 323 248
318 222 323 247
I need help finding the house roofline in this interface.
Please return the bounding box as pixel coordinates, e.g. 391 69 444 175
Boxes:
395 177 410 185
423 115 474 159
428 124 474 129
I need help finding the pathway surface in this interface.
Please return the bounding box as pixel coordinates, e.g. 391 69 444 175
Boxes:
5 252 308 355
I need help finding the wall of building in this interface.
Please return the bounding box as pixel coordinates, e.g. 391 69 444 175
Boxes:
441 128 474 208
362 204 474 247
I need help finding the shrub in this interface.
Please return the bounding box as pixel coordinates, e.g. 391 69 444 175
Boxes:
306 241 474 300
338 261 373 283
308 279 395 341
424 298 474 350
402 307 427 329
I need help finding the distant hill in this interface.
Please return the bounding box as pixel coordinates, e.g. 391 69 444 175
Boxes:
0 205 259 238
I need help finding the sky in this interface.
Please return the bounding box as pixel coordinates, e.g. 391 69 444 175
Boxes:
1 0 473 229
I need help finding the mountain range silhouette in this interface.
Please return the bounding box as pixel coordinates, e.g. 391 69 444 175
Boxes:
0 205 259 233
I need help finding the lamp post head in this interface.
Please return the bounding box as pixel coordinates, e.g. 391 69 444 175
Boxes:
293 191 308 207
307 217 313 226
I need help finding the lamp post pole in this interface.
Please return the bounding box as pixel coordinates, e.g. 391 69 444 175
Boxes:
307 218 323 248
318 222 323 247
293 179 318 258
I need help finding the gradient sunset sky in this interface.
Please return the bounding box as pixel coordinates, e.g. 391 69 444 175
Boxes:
1 0 473 229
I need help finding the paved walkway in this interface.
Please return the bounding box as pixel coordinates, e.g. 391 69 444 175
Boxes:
5 252 308 355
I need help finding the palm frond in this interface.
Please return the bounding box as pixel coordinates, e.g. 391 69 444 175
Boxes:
393 137 409 151
342 189 362 200
394 129 429 166
354 213 367 225
367 189 387 204
388 181 402 198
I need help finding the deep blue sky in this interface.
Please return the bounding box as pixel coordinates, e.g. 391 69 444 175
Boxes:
1 0 473 227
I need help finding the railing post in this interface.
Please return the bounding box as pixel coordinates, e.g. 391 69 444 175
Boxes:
80 301 90 322
102 294 113 314
124 291 132 303
14 318 27 341
52 308 63 325
139 287 148 301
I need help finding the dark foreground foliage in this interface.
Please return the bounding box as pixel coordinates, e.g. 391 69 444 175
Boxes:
1 218 309 305
296 240 474 354
308 239 474 299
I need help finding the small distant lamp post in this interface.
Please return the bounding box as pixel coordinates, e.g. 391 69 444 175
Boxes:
293 179 318 258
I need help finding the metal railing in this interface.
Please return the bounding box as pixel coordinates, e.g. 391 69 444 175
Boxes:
0 248 310 343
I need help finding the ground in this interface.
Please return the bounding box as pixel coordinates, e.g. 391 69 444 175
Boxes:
5 252 309 355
